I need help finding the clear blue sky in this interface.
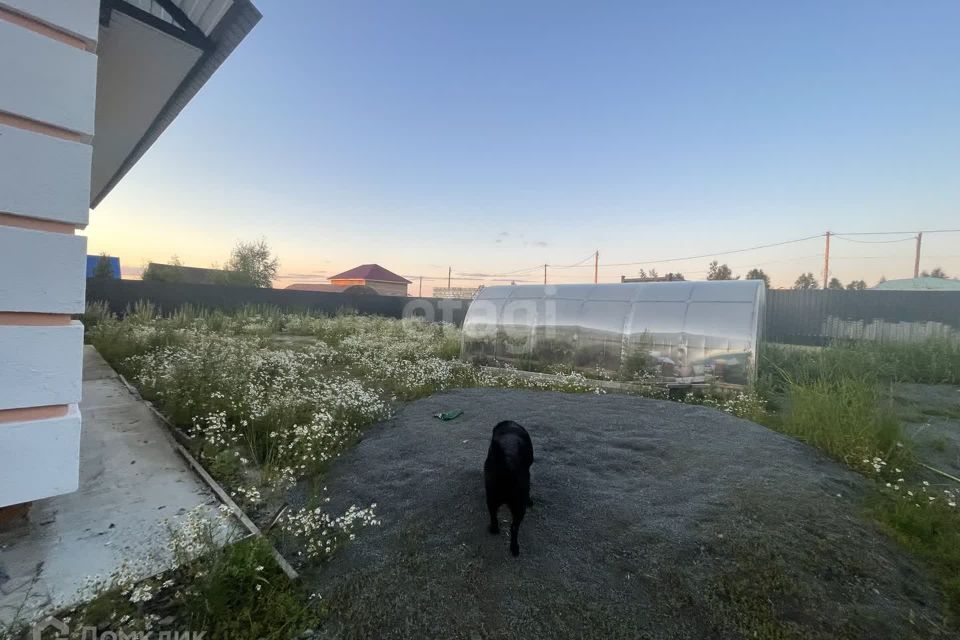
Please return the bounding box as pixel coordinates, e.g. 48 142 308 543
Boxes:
87 0 960 290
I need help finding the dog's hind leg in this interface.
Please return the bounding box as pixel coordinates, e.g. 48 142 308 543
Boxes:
509 504 526 557
487 497 500 534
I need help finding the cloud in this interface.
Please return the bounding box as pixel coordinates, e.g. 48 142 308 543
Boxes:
493 231 547 248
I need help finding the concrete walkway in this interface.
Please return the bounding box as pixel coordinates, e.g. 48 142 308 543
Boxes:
0 347 225 626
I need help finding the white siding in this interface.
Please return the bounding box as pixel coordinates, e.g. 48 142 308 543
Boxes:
0 124 91 225
0 0 100 43
0 405 81 505
0 226 86 313
0 322 83 410
0 20 97 135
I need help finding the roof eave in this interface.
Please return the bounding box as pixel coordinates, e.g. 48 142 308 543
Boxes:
90 0 261 208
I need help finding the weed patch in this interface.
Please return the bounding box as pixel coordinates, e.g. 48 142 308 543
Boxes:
872 485 960 622
777 378 911 474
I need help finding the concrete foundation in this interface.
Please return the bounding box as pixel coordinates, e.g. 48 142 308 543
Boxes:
0 347 228 627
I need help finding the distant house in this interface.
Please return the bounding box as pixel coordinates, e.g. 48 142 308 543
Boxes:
872 277 960 291
285 283 377 294
142 262 231 285
327 264 412 297
433 286 482 299
86 255 121 279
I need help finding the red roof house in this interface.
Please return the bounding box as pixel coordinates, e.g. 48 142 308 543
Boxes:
327 264 411 297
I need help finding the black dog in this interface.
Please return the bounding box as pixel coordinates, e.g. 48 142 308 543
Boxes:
484 420 534 556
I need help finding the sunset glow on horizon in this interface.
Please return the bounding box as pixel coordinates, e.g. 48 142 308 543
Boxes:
84 0 960 295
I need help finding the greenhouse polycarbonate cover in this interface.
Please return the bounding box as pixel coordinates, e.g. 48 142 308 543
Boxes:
460 280 765 388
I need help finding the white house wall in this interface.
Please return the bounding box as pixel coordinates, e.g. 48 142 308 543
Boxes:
0 124 92 225
0 406 82 506
0 322 84 410
0 0 100 43
0 2 99 510
0 19 97 136
0 227 87 312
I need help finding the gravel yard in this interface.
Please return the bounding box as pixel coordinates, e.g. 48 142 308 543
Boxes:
300 388 953 640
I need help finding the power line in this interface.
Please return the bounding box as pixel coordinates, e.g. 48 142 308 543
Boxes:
598 233 825 267
833 229 960 236
833 235 916 244
551 251 599 269
404 227 960 287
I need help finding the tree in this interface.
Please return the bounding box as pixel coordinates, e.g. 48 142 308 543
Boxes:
827 277 844 290
632 269 683 281
224 239 279 288
92 252 114 280
793 273 819 290
744 268 770 288
846 280 867 290
141 256 185 283
707 261 736 281
921 267 948 279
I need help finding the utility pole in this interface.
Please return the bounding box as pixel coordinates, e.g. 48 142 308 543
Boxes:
822 231 831 289
447 266 451 290
543 264 547 285
914 232 923 278
594 250 599 284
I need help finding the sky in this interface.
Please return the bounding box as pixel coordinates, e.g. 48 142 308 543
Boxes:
84 0 960 292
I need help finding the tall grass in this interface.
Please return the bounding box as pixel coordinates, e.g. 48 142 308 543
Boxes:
778 377 911 473
760 339 960 390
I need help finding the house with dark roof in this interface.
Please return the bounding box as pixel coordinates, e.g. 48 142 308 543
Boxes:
327 264 411 297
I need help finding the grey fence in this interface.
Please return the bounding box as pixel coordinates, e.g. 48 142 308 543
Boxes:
85 281 960 345
85 279 470 326
765 290 960 346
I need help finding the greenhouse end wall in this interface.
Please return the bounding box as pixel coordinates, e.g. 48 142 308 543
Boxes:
461 280 765 389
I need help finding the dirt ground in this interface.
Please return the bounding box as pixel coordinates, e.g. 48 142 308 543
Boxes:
894 383 960 481
296 388 955 640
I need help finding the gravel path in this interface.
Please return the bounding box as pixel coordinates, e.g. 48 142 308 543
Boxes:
297 389 954 639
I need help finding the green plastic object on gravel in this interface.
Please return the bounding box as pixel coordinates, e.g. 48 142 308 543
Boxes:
433 409 464 421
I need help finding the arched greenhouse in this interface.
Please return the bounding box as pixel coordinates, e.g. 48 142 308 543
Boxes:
460 280 765 389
